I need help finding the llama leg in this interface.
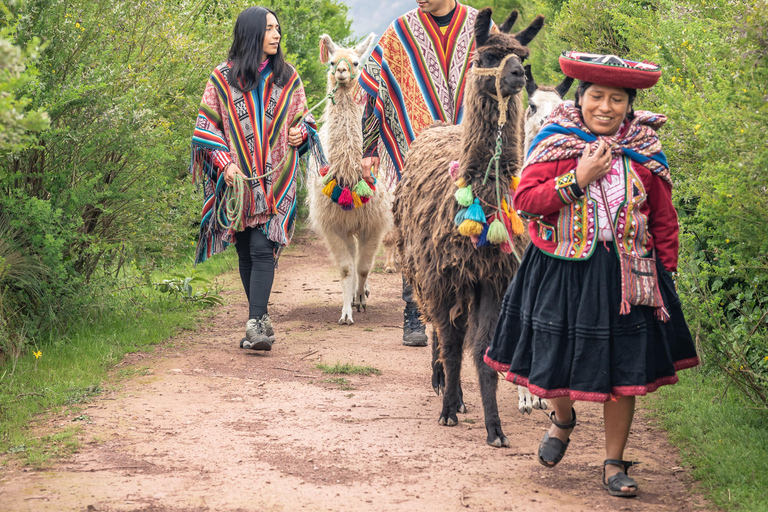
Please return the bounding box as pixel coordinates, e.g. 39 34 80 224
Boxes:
354 229 380 312
325 229 357 325
431 327 443 395
472 284 509 448
435 312 467 427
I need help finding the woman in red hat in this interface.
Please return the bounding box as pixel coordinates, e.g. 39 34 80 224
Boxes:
484 52 699 497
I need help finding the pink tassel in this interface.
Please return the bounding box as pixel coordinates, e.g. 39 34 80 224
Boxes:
620 300 631 315
361 195 370 204
448 160 460 180
655 307 670 322
337 188 354 206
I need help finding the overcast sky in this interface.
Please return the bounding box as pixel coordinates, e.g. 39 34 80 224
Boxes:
343 0 415 39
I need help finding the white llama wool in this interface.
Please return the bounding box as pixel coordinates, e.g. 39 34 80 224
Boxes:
307 33 394 325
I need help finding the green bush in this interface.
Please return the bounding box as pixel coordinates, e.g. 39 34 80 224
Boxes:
523 0 768 405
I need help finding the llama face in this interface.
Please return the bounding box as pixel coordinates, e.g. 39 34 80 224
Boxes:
319 33 376 87
523 66 573 153
472 8 544 98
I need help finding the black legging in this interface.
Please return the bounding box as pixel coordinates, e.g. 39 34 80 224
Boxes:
234 227 276 320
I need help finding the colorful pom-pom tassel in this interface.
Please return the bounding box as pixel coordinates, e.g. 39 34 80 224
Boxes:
455 177 468 189
509 211 525 235
322 171 336 185
458 219 483 237
331 185 343 202
448 160 460 180
465 198 486 223
476 222 491 247
319 165 330 177
510 176 521 191
487 218 510 244
361 195 371 204
454 208 468 227
454 185 473 207
341 203 355 211
337 187 354 206
352 191 363 208
354 179 373 197
322 179 337 198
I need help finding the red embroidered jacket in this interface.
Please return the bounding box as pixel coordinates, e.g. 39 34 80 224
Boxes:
514 156 679 272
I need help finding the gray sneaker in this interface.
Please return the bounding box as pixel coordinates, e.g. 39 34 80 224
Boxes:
243 314 274 351
403 307 428 347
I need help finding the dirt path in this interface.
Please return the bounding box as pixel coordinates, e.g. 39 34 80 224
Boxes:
0 236 710 512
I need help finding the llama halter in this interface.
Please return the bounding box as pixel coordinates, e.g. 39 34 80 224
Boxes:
452 53 525 261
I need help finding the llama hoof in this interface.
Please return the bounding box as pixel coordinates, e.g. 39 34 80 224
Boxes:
384 266 396 273
533 397 548 410
458 402 467 414
487 435 510 448
438 414 458 427
338 315 354 325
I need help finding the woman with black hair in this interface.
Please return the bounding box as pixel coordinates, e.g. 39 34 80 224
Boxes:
191 6 317 351
485 52 699 497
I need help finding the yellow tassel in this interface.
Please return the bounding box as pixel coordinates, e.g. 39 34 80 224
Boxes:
509 211 525 235
455 177 468 189
458 219 484 237
510 176 521 191
322 179 337 198
352 191 363 208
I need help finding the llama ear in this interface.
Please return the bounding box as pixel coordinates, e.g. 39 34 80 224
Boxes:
319 34 337 65
555 76 574 99
515 15 545 46
474 8 493 47
524 65 538 98
355 33 377 66
499 10 519 34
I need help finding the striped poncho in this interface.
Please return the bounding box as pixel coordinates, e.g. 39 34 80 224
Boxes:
359 3 479 180
191 62 315 264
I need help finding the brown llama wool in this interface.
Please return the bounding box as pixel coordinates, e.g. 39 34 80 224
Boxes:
392 8 544 447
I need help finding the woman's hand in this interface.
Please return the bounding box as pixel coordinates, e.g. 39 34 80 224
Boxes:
224 163 246 187
575 139 613 189
288 126 303 147
361 156 379 185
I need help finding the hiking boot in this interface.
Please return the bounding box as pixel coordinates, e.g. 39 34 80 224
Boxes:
243 314 274 351
403 306 428 347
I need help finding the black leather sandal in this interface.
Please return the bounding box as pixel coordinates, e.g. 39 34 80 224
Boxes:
537 407 576 467
602 459 640 497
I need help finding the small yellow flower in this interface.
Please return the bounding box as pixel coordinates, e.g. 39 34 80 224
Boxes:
726 239 730 243
33 350 42 359
694 124 701 130
763 356 768 362
75 22 80 28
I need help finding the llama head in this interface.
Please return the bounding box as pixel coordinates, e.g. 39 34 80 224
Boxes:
319 33 376 88
471 8 545 98
523 64 574 152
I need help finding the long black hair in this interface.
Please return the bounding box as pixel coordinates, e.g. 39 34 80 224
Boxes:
227 6 291 92
574 81 637 121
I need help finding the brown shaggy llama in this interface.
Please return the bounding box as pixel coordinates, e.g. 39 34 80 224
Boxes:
392 8 544 447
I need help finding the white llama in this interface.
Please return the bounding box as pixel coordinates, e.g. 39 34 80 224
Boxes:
308 33 394 325
514 65 574 414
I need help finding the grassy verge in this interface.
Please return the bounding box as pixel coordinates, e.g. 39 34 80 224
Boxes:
648 368 768 509
0 249 238 466
316 361 382 376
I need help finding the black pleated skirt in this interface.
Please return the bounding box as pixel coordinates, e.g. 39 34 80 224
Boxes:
484 243 699 402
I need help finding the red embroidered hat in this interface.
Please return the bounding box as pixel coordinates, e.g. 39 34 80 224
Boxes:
559 51 661 89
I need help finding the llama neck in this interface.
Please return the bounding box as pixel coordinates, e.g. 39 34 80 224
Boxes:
458 79 524 201
320 81 364 187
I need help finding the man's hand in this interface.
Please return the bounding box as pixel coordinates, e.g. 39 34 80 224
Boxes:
288 126 303 147
575 139 612 189
224 163 247 187
362 156 379 185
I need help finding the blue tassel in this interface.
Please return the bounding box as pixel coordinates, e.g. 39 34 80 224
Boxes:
331 185 343 202
465 198 486 223
454 208 468 226
476 222 491 247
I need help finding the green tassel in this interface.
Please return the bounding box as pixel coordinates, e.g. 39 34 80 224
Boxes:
487 218 510 244
465 198 486 223
322 172 335 185
353 179 373 197
454 208 468 226
454 185 473 207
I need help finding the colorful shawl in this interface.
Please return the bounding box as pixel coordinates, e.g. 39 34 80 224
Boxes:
359 3 479 179
525 101 672 185
191 62 315 264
